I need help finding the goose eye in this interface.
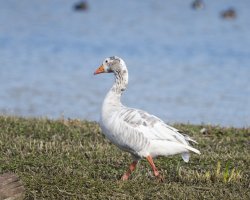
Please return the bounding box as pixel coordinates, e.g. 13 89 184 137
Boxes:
105 60 108 63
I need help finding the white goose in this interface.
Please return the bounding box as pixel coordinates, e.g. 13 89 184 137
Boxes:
94 56 200 180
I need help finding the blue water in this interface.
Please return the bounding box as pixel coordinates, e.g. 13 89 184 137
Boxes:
0 0 249 127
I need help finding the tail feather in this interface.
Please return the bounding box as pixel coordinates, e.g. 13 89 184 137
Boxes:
185 145 201 155
182 152 190 162
183 134 198 144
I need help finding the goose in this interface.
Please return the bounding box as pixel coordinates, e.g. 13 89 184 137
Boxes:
94 56 200 180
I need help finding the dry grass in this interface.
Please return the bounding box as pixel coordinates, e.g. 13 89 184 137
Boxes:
0 116 249 199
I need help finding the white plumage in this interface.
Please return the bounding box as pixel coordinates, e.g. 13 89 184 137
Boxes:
94 56 200 180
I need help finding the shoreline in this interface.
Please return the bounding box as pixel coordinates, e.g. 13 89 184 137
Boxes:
0 114 249 129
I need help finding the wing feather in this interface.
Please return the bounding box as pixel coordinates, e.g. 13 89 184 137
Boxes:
119 107 194 146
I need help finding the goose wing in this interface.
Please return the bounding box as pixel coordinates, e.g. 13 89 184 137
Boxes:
118 107 197 145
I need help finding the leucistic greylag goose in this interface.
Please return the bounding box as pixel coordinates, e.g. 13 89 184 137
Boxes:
94 56 200 180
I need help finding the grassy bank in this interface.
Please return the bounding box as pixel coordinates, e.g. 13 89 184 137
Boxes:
0 116 249 199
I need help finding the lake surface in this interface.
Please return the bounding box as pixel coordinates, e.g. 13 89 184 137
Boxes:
0 0 249 127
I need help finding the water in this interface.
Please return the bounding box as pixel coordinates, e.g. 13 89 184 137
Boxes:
0 0 249 127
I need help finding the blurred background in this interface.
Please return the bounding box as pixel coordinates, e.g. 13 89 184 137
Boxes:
0 0 249 127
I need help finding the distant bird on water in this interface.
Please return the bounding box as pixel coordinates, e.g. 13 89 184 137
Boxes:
74 1 88 11
94 56 200 180
191 0 205 10
221 8 236 19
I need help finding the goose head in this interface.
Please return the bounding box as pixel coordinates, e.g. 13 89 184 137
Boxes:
94 56 129 93
94 56 127 75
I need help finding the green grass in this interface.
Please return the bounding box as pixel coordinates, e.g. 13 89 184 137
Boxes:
0 116 249 199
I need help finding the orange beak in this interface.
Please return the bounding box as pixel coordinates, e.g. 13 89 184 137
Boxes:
94 64 105 75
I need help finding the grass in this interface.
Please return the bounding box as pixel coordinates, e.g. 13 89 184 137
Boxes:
0 116 249 199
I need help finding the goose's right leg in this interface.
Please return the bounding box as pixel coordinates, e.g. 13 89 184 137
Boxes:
146 155 163 181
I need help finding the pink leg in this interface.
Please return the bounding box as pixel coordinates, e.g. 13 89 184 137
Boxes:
146 155 163 181
121 160 138 181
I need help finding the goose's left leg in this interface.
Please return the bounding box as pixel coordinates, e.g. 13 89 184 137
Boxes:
121 160 138 181
146 155 163 181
